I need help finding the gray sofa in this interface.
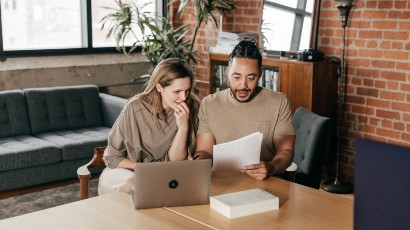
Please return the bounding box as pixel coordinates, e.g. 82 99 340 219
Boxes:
0 85 126 191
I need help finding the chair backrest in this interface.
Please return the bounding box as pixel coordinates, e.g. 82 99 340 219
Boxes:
293 107 331 189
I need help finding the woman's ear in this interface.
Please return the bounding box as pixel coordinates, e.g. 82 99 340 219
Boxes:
156 83 163 93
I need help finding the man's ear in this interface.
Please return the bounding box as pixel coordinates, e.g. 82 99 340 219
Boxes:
156 83 162 93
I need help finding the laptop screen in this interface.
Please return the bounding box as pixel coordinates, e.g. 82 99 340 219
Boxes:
354 138 410 230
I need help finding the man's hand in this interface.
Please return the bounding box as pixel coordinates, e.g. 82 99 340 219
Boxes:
241 162 273 180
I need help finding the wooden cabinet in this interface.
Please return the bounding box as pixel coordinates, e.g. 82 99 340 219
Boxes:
208 52 338 119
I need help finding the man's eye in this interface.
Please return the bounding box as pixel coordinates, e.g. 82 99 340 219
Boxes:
248 77 256 81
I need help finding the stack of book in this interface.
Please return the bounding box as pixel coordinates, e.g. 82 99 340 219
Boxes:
209 32 256 54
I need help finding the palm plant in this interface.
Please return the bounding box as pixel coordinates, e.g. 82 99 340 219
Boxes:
100 0 234 75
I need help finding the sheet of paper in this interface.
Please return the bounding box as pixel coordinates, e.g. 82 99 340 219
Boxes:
212 132 263 171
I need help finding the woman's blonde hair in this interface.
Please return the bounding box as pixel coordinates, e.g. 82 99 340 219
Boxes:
136 58 199 146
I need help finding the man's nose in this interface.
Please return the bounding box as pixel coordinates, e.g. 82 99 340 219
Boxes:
240 78 248 88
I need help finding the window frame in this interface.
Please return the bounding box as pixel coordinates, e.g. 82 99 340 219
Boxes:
0 0 166 61
263 0 319 52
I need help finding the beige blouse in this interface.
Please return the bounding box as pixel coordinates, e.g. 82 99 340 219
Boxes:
103 96 178 168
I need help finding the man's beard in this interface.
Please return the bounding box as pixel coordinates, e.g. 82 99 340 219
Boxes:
229 87 259 103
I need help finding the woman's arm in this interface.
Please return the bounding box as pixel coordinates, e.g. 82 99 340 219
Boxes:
168 101 190 161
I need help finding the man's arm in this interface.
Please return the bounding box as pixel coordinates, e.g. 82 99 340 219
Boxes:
242 135 295 180
192 132 216 160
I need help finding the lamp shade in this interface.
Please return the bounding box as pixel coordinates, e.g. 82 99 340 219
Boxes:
335 0 354 6
335 0 354 28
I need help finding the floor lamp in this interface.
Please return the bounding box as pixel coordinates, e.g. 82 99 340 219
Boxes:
321 0 354 194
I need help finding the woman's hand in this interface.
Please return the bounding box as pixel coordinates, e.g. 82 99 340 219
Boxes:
174 101 189 132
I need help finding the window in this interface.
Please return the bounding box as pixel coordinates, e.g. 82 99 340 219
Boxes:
0 0 162 59
262 0 314 52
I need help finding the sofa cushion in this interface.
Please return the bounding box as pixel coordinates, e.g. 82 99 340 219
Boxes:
0 135 61 172
24 85 105 134
35 126 110 161
0 90 32 138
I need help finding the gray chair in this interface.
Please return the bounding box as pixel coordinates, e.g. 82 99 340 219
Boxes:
291 107 331 189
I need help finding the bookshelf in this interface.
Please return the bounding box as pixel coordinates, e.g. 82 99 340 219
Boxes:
208 52 338 119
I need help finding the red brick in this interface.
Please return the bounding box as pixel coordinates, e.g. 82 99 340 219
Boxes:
358 49 383 58
394 122 405 131
380 71 407 81
379 91 405 101
396 63 410 72
405 43 410 51
384 32 409 40
356 69 380 78
349 59 371 67
352 105 375 115
359 31 383 39
380 41 391 49
366 1 378 8
367 98 390 108
363 79 374 87
399 22 410 30
360 125 376 133
392 102 410 112
400 133 410 143
367 41 378 48
363 11 387 19
377 109 400 120
387 81 399 90
378 1 394 9
351 21 372 29
388 11 410 19
372 21 397 29
382 120 393 128
392 42 404 50
354 40 366 47
369 118 380 125
395 1 407 9
375 81 386 89
351 77 362 86
356 87 379 97
371 60 395 69
347 95 366 104
376 128 401 139
402 84 410 91
384 50 409 60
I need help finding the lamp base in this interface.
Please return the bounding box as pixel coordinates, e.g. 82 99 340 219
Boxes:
321 180 353 194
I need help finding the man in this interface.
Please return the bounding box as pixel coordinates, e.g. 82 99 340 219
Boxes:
195 40 295 180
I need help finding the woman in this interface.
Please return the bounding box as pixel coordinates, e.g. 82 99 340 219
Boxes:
98 58 200 195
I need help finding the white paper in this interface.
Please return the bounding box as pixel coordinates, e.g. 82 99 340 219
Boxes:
212 132 263 171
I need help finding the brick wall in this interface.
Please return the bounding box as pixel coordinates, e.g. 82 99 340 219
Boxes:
319 0 410 182
172 0 410 183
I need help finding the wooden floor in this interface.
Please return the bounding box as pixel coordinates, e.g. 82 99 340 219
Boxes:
0 174 100 200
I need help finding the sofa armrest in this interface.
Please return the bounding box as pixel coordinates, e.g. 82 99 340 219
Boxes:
77 146 106 199
99 93 127 127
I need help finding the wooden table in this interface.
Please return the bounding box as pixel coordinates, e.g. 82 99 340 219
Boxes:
0 192 209 230
166 171 353 230
0 171 353 229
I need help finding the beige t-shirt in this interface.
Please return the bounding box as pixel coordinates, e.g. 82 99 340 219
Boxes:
103 96 177 168
198 87 295 162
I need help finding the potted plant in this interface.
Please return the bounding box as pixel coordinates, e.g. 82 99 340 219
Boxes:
101 0 234 78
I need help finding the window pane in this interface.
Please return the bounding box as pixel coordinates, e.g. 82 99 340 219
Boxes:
267 0 298 8
92 0 156 48
262 6 295 51
299 16 312 50
1 0 82 50
306 0 313 13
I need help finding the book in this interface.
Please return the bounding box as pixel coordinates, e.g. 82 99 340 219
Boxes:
210 188 279 219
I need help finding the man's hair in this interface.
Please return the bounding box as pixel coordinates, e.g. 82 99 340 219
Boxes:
228 39 262 70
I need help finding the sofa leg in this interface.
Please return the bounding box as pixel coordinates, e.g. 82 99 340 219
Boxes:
78 175 91 200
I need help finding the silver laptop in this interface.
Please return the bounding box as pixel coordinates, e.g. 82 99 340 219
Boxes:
131 159 212 209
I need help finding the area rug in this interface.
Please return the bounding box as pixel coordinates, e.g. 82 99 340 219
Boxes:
0 179 99 220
